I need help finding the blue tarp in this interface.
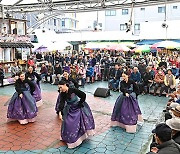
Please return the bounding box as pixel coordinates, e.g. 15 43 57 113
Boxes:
137 39 180 45
137 40 162 45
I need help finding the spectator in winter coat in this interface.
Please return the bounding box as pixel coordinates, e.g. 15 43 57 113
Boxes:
78 65 86 87
153 70 165 96
147 123 180 154
63 63 71 74
142 67 154 94
130 67 141 83
109 64 122 91
86 64 94 83
45 63 54 83
11 62 21 77
52 63 63 84
40 63 48 80
160 69 176 97
171 64 179 78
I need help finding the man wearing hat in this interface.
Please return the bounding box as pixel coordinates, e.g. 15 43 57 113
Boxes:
171 105 180 118
164 104 180 121
166 118 180 145
148 123 180 154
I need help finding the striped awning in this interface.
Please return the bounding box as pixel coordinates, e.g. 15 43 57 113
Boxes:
0 42 34 48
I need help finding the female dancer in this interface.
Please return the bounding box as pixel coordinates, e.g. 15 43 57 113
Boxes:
7 72 38 125
58 80 95 148
55 71 79 114
25 66 43 107
111 71 143 133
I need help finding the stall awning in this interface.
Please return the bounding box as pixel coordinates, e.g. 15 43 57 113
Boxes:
0 42 34 48
137 40 163 45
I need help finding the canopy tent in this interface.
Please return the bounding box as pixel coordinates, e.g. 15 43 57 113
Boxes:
32 41 72 52
137 40 163 45
151 40 180 49
47 41 72 51
105 44 130 51
134 45 151 53
33 45 49 53
84 42 133 51
84 42 107 50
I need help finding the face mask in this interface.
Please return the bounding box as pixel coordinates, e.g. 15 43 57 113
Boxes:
173 66 176 68
123 69 127 72
159 71 162 74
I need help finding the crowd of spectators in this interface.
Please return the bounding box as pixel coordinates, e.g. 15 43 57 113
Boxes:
26 51 179 96
0 49 179 153
147 84 180 154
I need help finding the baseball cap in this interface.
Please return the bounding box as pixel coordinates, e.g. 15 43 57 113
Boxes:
152 123 172 138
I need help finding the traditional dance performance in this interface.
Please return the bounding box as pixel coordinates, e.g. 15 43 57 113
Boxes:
7 72 38 125
57 80 95 149
55 71 79 114
25 66 43 107
111 71 143 133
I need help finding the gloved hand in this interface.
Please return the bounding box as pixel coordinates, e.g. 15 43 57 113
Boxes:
77 101 84 108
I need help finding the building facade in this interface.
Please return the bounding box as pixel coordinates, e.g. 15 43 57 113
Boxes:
104 2 180 35
13 13 78 33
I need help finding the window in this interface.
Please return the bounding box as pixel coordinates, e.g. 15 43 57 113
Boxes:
120 24 126 31
173 6 178 9
54 19 56 26
122 9 128 15
105 10 116 16
158 7 166 13
134 24 140 30
140 8 145 11
62 20 65 27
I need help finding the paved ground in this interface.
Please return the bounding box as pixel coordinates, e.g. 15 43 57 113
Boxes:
0 81 168 154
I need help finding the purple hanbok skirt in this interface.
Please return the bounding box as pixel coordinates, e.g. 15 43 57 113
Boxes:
32 81 43 107
111 93 143 133
7 91 38 125
55 93 61 112
60 102 95 148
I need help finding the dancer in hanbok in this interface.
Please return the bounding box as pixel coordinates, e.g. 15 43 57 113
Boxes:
58 80 95 149
25 66 43 107
55 71 79 114
7 72 38 125
111 71 143 133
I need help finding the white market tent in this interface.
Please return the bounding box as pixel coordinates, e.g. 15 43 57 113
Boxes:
32 29 72 52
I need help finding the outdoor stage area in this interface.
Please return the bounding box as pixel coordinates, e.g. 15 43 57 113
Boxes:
0 81 168 154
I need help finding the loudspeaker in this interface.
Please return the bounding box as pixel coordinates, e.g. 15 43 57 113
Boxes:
94 88 110 98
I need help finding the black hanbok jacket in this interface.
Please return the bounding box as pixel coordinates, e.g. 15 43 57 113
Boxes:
61 77 79 89
59 88 86 112
25 72 41 83
120 79 140 96
15 79 35 95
